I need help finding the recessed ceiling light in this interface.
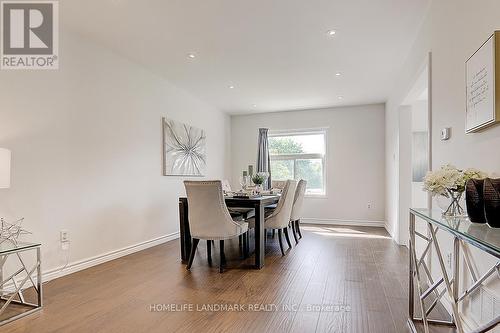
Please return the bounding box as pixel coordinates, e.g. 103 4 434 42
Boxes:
338 96 343 100
335 72 342 76
252 104 257 108
327 30 337 36
187 53 196 59
229 85 235 89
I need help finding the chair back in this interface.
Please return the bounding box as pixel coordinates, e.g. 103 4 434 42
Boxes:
290 179 307 221
184 181 247 240
271 180 287 190
266 179 297 229
222 179 232 192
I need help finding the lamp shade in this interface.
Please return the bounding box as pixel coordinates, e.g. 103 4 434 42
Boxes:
0 148 11 189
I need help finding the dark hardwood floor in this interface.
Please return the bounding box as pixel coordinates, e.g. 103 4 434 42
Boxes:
2 224 454 333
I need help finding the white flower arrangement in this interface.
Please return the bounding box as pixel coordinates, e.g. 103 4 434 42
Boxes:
423 164 487 197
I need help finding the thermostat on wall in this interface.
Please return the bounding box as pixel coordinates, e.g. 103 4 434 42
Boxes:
441 128 451 141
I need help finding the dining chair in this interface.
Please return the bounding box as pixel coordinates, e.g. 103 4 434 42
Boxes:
221 179 232 193
290 179 307 243
184 180 249 273
248 179 298 256
222 179 255 220
266 179 287 212
271 180 287 190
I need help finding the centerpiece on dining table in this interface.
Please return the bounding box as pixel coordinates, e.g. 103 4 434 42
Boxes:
423 164 487 217
251 172 269 194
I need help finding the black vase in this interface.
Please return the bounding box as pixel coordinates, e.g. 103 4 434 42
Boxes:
466 179 486 223
484 178 500 228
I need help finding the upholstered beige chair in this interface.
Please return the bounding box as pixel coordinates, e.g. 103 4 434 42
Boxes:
222 179 255 220
221 179 232 193
248 180 298 256
271 180 287 190
290 179 307 243
184 180 248 273
265 180 287 214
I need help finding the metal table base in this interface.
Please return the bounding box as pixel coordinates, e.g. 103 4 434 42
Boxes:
0 243 42 325
408 210 500 333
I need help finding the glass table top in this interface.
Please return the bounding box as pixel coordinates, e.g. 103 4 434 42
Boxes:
411 208 500 257
0 240 41 255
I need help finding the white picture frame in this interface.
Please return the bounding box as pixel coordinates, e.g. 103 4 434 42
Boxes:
162 117 206 177
465 32 500 133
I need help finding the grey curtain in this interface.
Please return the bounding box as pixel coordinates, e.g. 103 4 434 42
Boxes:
257 128 271 190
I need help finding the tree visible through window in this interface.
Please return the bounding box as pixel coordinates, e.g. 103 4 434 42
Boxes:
269 130 326 195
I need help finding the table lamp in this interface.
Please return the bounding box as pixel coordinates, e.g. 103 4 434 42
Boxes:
0 148 11 189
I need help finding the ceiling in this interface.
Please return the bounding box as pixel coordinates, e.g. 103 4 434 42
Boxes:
63 0 431 114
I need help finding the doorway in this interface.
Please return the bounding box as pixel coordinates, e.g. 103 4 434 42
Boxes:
397 53 432 246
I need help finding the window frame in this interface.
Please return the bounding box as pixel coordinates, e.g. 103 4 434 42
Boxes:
269 128 328 198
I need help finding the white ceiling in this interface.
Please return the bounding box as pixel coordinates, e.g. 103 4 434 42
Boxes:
63 0 431 114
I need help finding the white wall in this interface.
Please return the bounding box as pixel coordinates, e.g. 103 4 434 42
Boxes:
0 29 230 275
231 104 386 225
386 0 500 327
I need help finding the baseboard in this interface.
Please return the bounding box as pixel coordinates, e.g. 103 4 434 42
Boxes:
44 231 180 281
384 221 393 237
3 231 180 292
301 218 386 228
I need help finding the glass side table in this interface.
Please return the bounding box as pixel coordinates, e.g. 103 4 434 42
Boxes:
408 208 500 333
0 241 42 325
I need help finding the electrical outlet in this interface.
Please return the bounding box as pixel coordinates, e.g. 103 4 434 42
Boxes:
446 252 453 270
60 230 69 243
60 229 70 251
469 286 500 325
482 289 494 322
494 294 500 318
367 203 372 209
471 290 481 319
61 241 70 251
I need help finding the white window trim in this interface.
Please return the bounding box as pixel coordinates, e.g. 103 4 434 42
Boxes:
269 128 328 198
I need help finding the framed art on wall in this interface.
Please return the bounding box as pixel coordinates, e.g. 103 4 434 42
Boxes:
465 31 500 133
162 117 206 176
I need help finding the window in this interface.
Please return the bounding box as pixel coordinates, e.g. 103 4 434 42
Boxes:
269 129 326 196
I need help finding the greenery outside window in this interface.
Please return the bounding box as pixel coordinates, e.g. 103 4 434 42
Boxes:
269 129 327 196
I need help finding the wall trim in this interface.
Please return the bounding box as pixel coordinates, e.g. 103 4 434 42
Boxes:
301 217 386 228
385 221 396 238
5 232 180 292
44 231 180 282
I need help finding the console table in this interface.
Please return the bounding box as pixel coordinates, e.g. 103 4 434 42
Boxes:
0 241 42 325
408 208 500 333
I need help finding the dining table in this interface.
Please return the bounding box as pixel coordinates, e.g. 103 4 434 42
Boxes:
178 194 280 269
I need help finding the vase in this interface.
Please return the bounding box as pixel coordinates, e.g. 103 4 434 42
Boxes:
484 178 500 228
440 190 465 217
465 179 486 223
255 184 263 194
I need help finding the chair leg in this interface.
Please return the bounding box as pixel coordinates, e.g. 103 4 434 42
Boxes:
283 227 292 249
187 238 199 270
296 220 302 238
243 232 249 258
278 229 285 256
207 240 212 265
245 231 250 257
272 229 276 238
291 221 299 244
219 240 226 273
239 234 243 256
264 229 267 247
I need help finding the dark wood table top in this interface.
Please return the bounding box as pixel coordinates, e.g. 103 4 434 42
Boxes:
179 195 279 207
